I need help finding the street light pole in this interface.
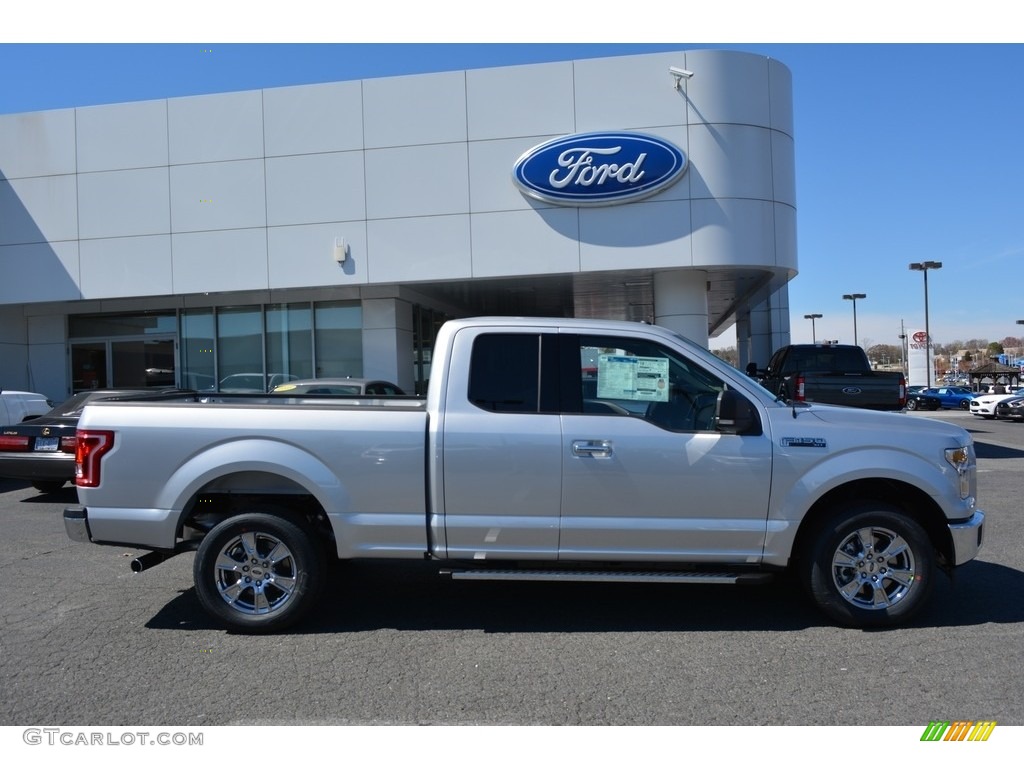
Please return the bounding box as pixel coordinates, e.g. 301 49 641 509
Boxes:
899 319 907 377
842 293 867 347
804 313 822 342
909 261 942 388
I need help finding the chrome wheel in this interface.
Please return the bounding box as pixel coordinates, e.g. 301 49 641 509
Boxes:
829 525 916 610
194 512 323 632
213 530 298 615
802 504 934 627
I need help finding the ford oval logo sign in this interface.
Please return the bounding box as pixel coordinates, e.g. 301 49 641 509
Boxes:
842 387 863 395
512 131 687 206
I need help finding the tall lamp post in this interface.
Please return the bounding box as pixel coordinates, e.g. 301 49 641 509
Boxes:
909 261 942 388
842 293 867 347
804 313 822 342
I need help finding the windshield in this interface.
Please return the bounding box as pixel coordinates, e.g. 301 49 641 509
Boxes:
659 327 781 404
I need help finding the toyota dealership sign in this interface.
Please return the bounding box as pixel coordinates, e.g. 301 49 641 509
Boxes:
512 131 687 206
908 329 934 387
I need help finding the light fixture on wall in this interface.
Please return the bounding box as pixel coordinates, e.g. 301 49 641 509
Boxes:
333 237 348 264
669 66 693 90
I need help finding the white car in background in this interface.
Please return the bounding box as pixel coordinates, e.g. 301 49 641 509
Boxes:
0 390 53 424
969 387 1023 419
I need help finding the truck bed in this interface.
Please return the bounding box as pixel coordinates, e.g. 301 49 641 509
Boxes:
75 395 430 556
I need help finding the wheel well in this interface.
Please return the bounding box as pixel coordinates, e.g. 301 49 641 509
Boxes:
791 478 956 570
177 471 334 554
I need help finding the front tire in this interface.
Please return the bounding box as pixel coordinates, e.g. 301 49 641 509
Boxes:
959 400 970 410
801 504 934 628
905 399 918 411
194 512 324 633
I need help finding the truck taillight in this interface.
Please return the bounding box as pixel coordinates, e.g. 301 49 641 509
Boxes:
75 430 115 488
794 375 806 401
898 375 907 408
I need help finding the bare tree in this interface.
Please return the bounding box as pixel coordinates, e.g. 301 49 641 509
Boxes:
712 346 738 366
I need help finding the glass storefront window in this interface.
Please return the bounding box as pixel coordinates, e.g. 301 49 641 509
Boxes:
217 306 265 391
314 301 362 378
69 313 176 337
71 301 372 395
266 303 313 383
413 305 448 396
70 342 107 391
180 309 215 391
112 339 175 388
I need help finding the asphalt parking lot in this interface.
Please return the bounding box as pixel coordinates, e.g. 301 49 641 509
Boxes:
1 407 1022 727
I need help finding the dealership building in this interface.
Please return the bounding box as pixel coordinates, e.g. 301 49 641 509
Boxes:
0 48 796 399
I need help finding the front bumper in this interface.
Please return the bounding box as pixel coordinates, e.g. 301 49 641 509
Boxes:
948 509 985 566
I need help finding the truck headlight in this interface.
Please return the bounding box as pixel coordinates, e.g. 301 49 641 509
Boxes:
945 446 972 499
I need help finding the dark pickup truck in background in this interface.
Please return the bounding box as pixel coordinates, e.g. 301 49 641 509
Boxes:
759 343 907 411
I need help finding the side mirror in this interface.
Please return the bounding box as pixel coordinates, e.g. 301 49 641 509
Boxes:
716 390 761 435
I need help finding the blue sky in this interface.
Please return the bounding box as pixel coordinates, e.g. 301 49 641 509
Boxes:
4 9 1021 353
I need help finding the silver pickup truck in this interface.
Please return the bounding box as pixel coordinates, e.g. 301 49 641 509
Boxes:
64 317 985 632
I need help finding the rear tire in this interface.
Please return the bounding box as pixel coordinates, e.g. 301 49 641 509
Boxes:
801 503 934 628
905 399 918 411
194 512 324 633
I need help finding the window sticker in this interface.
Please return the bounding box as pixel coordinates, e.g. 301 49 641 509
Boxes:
597 355 669 402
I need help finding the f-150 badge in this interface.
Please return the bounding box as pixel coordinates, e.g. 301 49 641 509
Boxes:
780 437 827 448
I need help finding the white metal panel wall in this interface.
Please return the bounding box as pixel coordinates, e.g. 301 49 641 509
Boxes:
579 200 693 272
77 168 171 239
470 208 581 278
170 228 268 294
265 151 366 226
0 109 76 179
167 90 264 165
79 235 173 299
466 61 576 140
169 159 267 232
572 52 692 131
366 216 472 283
76 100 169 172
267 221 368 288
0 175 78 244
263 80 363 156
0 242 80 303
0 48 796 306
363 70 467 148
365 143 469 220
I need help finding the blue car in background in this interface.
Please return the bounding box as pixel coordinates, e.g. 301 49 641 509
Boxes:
920 386 975 410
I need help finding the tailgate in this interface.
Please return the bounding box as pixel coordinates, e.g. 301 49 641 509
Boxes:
802 374 901 409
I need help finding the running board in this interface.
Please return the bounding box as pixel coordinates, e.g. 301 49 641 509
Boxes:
442 569 773 585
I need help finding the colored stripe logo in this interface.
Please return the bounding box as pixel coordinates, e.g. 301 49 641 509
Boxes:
920 721 997 741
